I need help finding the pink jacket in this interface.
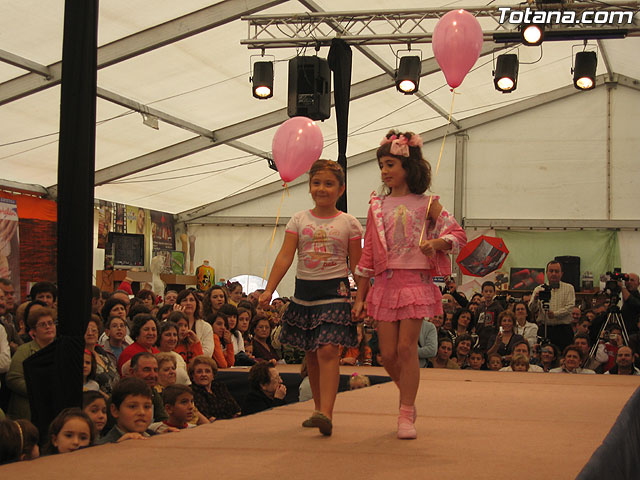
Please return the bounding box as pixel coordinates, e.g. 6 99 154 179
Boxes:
355 192 466 278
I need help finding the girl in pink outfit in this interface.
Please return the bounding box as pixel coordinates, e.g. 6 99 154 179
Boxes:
353 130 466 440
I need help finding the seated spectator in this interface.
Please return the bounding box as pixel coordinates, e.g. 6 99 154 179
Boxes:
536 343 561 372
574 332 607 372
450 308 475 341
601 325 624 373
0 323 9 380
97 377 154 444
429 337 459 369
171 311 204 367
136 289 156 313
468 348 485 370
298 358 312 402
117 314 159 374
570 306 582 334
444 275 468 308
500 340 543 372
176 290 214 358
155 353 178 392
513 301 538 349
155 304 173 322
487 353 503 371
99 315 131 364
575 317 591 337
242 362 287 416
129 352 168 426
0 288 21 355
219 304 245 356
550 345 596 374
164 290 178 306
6 307 56 420
340 323 372 366
509 354 530 372
0 418 39 464
156 321 189 385
418 320 438 368
453 334 474 369
251 316 279 364
29 281 57 308
160 384 197 430
236 307 253 348
189 356 240 421
83 349 99 392
349 373 371 390
82 391 108 438
85 315 119 395
605 346 640 375
208 312 235 369
202 285 228 320
487 310 525 366
43 408 94 455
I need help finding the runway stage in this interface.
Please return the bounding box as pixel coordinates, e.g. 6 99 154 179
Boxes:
3 366 639 479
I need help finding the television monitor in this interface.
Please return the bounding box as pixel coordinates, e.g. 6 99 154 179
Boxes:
107 232 145 269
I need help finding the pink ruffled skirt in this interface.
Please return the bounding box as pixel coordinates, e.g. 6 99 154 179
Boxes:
366 269 443 322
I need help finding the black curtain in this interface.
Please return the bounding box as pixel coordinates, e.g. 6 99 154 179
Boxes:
26 0 99 438
328 39 352 213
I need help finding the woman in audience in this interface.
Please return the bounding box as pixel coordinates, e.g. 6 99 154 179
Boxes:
202 285 228 320
486 310 525 366
209 312 235 368
85 315 119 395
155 352 178 391
156 321 189 384
237 307 253 344
226 281 243 306
537 343 561 372
251 316 279 363
117 313 159 373
513 301 538 348
171 311 205 368
550 345 596 374
450 308 475 341
189 355 241 421
453 333 474 369
340 323 372 366
43 408 95 455
176 289 214 357
136 289 156 311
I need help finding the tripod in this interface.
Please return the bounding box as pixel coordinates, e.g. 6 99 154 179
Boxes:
589 303 629 361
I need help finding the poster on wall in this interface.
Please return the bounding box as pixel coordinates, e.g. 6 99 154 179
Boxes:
114 203 126 233
97 202 113 249
126 205 148 235
150 210 175 256
0 197 20 299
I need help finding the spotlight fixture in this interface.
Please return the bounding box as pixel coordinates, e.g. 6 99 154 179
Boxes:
493 54 519 93
522 23 544 46
395 56 421 94
251 61 274 99
573 51 597 90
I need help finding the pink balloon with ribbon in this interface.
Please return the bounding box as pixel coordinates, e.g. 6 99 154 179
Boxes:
272 116 324 183
432 9 484 89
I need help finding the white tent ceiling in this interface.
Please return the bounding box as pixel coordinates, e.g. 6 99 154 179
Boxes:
1 0 639 214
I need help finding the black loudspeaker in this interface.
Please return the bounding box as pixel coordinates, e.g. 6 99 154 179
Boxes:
555 255 581 292
288 56 331 121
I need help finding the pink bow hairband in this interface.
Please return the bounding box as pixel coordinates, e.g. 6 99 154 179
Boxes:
379 133 423 157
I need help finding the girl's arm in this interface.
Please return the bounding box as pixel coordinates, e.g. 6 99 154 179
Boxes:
420 199 466 257
212 334 228 368
259 232 298 306
348 237 362 277
224 338 235 367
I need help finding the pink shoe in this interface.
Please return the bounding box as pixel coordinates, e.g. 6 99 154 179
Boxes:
397 416 417 440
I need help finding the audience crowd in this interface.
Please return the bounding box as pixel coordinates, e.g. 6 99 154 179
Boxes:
0 265 639 463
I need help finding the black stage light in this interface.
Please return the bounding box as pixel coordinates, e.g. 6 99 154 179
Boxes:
395 56 421 94
573 51 597 90
493 54 519 93
252 61 274 99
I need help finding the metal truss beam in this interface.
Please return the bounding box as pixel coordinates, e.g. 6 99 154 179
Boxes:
0 0 287 106
464 218 640 230
0 178 50 196
86 42 503 190
0 49 51 78
242 3 640 48
178 72 612 223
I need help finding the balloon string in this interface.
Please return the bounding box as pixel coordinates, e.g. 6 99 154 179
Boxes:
419 89 458 246
263 185 288 280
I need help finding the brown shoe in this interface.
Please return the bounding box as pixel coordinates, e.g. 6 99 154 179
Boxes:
310 412 333 436
302 417 315 428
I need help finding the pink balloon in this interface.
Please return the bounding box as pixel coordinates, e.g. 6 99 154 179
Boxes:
432 10 484 89
272 116 323 183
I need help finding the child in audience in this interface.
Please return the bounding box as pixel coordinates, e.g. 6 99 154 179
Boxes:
509 354 530 372
0 419 40 464
171 311 204 366
83 349 100 391
349 373 371 390
340 323 372 366
82 391 108 438
260 159 363 437
98 377 154 444
44 408 94 454
209 312 235 368
468 349 485 370
353 130 466 439
161 384 197 430
487 353 503 371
